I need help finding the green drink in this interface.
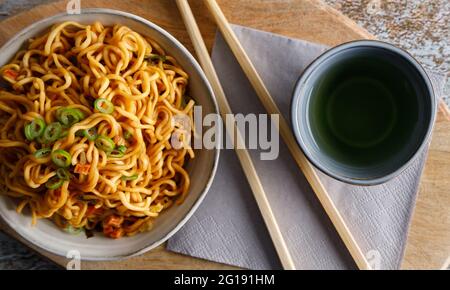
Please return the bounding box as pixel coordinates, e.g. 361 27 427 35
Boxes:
291 41 435 185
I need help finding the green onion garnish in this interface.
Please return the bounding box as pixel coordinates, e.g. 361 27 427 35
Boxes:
121 174 138 181
95 135 115 153
94 98 114 114
117 145 127 153
24 118 46 141
51 149 72 168
33 148 52 159
109 145 127 158
64 224 84 235
45 176 64 190
42 122 62 143
56 168 71 181
56 108 85 128
145 53 166 62
123 130 132 140
83 127 98 141
109 150 124 158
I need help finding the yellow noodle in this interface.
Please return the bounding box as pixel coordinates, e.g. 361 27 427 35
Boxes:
0 21 194 239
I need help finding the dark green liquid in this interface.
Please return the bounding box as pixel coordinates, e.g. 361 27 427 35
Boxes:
326 77 397 148
309 54 423 168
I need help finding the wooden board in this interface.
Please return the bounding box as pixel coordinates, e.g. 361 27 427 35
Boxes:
0 0 448 270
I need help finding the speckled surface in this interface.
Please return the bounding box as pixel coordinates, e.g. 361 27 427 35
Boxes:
0 0 448 270
324 0 450 105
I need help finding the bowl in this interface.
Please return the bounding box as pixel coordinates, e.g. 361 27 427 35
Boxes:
0 9 220 260
291 40 436 185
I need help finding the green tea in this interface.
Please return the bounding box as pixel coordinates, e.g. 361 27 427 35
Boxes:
308 55 422 167
326 76 397 148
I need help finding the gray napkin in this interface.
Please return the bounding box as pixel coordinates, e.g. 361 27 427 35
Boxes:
167 25 446 270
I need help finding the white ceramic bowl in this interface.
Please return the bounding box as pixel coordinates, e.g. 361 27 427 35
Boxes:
0 9 220 260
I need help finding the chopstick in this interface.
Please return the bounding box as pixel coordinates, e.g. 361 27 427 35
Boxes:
175 0 296 270
202 0 371 270
439 100 450 121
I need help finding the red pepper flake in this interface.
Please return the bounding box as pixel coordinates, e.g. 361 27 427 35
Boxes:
74 163 90 175
103 215 123 228
103 225 114 235
3 69 19 80
86 205 103 217
108 228 124 239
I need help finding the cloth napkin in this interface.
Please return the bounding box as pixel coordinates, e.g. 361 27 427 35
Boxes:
167 25 446 270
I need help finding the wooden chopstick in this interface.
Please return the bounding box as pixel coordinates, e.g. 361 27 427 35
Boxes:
439 100 450 121
202 0 371 270
175 0 296 270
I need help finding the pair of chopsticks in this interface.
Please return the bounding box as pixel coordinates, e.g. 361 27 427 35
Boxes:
176 0 371 270
175 0 295 270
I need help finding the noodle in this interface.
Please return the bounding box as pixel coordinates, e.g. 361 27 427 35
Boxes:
0 21 195 239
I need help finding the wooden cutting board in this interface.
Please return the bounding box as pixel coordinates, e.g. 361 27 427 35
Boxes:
0 0 448 270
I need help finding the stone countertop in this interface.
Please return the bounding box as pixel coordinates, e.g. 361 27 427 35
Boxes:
0 0 448 270
325 0 449 105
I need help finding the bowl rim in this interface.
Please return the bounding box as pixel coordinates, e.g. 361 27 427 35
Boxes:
290 39 437 186
0 8 221 260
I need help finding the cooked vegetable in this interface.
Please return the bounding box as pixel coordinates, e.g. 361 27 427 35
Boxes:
56 168 70 181
123 130 132 140
109 145 126 158
3 69 19 80
33 148 52 159
94 98 114 114
121 174 138 181
74 163 90 175
145 53 167 62
51 149 72 168
95 135 115 153
64 224 84 235
82 127 98 141
42 122 62 143
45 176 64 190
24 118 46 141
117 145 127 153
56 108 85 127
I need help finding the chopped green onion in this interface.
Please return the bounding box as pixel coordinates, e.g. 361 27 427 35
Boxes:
75 110 85 120
108 145 127 158
95 135 115 153
56 168 71 181
145 53 166 62
121 174 138 181
123 130 132 140
24 118 46 141
33 148 52 159
108 149 124 158
117 145 127 153
45 176 63 190
24 125 34 140
51 149 72 168
64 224 84 235
109 145 127 158
42 122 62 143
94 98 114 114
83 127 98 141
56 108 85 127
75 130 84 137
